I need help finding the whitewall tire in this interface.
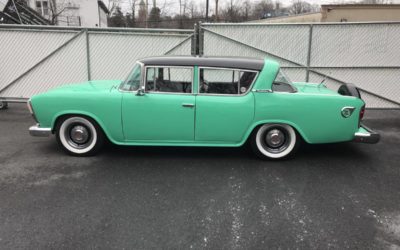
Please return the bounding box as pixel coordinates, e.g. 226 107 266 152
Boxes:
56 116 104 156
251 123 299 160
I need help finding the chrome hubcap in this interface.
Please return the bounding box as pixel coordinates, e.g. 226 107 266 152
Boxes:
70 125 89 144
265 129 285 148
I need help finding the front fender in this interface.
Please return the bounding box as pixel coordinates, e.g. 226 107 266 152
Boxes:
50 110 122 144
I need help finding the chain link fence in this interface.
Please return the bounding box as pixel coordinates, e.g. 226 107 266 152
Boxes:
200 22 400 109
0 25 193 101
0 23 399 109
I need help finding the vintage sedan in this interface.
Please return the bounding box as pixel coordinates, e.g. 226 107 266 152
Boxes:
28 56 379 159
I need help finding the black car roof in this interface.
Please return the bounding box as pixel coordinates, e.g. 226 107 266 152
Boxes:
138 56 265 71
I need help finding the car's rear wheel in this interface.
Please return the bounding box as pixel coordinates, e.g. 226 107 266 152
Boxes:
56 116 104 156
251 123 299 160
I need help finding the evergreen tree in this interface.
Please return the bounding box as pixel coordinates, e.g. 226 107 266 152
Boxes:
108 7 126 27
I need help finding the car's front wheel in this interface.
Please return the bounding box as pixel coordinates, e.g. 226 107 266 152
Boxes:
251 123 299 160
56 116 104 156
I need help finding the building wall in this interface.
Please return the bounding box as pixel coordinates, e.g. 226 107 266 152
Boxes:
98 7 107 27
321 5 400 22
26 0 107 27
78 0 100 27
249 13 322 24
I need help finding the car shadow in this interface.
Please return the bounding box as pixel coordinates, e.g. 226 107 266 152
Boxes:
99 141 369 162
38 137 370 167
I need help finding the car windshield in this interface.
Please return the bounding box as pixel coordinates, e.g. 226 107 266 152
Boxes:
120 63 141 91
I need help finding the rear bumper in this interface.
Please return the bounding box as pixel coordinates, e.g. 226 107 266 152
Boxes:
29 124 51 137
353 123 380 144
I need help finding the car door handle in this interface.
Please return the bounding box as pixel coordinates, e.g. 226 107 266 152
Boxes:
182 103 195 108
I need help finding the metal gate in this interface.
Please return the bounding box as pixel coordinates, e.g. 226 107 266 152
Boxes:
199 22 400 109
0 25 193 101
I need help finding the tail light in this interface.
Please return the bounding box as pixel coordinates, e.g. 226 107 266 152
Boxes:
359 105 365 120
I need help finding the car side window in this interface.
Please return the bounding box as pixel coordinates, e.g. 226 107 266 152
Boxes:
145 67 192 93
199 68 257 95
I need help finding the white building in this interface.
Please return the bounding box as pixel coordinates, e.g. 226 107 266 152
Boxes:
26 0 108 27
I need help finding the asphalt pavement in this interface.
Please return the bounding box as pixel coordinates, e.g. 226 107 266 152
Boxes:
0 103 399 249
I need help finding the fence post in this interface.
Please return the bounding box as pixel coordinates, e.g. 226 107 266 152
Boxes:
306 24 313 82
198 22 204 56
191 23 198 56
85 29 91 81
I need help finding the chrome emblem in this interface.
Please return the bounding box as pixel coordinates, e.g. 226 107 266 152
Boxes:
341 106 356 118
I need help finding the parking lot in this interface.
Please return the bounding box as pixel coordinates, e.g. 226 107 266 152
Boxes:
0 103 399 249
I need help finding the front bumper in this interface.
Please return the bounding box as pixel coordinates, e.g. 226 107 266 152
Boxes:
353 123 380 144
29 124 51 137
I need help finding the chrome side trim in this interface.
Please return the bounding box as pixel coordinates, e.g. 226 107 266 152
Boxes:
29 124 51 137
253 89 272 93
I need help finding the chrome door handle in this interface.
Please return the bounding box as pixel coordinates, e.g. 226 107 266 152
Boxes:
182 103 195 108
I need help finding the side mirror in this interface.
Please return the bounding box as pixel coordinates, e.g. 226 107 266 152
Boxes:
136 86 145 96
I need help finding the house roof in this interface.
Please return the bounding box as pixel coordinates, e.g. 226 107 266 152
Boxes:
138 56 265 71
98 0 109 14
321 4 400 9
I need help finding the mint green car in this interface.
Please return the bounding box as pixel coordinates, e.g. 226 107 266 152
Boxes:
28 57 379 159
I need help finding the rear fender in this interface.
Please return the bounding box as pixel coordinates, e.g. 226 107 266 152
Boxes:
243 120 311 144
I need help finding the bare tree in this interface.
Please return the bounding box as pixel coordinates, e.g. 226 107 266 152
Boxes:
221 0 241 22
48 0 68 25
289 0 312 15
127 0 138 26
107 0 122 17
253 0 274 19
242 0 251 20
215 0 219 21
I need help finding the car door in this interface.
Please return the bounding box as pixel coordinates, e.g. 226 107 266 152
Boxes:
195 67 258 143
122 65 195 142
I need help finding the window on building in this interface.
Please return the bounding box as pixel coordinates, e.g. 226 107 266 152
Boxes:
36 0 49 16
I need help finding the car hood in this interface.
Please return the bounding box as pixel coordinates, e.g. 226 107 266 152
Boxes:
50 80 122 93
292 82 339 95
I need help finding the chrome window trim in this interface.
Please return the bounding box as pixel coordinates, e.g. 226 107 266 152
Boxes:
197 66 259 97
143 65 195 95
118 61 144 93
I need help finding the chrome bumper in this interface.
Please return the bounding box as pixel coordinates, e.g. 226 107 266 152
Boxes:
353 123 380 144
29 124 52 137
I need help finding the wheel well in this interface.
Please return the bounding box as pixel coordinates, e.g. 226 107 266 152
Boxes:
52 114 103 135
247 122 305 143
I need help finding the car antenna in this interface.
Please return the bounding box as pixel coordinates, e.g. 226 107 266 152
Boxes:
318 73 330 88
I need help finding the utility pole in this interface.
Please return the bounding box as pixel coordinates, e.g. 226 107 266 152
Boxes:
205 0 209 22
145 0 148 28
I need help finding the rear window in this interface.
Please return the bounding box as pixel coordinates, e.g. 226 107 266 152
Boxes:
272 70 297 93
